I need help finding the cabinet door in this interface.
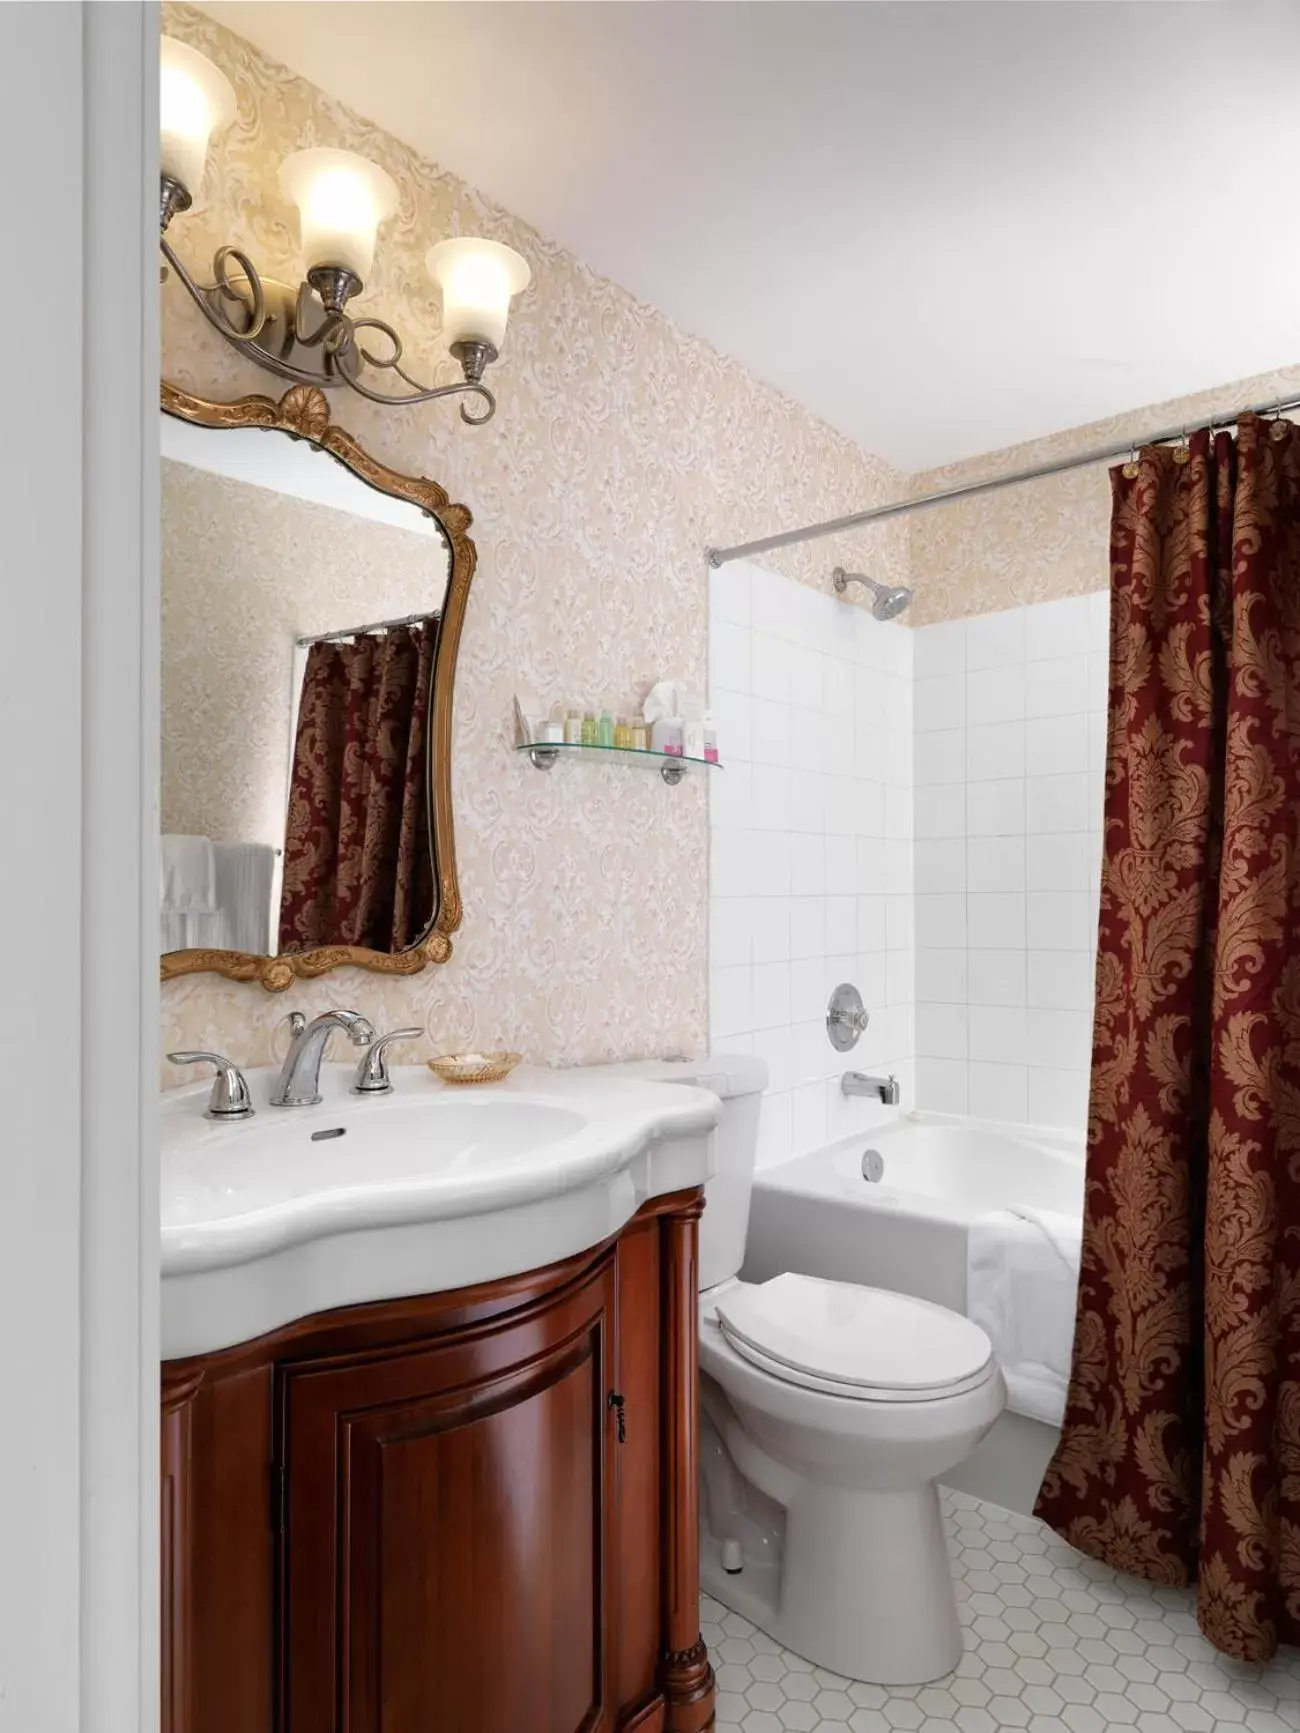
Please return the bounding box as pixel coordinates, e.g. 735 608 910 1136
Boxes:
280 1258 618 1733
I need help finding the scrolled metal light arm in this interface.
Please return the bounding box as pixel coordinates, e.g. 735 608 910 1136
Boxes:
159 178 498 425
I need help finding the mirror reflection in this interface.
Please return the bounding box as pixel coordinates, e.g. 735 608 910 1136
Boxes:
160 410 452 965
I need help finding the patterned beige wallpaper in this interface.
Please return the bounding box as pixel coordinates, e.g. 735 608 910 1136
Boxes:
162 458 444 849
159 4 908 1071
908 363 1300 626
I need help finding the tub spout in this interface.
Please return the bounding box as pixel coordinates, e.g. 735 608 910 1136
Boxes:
843 1071 900 1105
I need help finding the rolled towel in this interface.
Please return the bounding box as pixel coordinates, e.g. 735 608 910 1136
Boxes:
967 1205 1083 1427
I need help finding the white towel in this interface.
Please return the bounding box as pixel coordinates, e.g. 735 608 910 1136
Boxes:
967 1205 1083 1427
160 834 216 913
211 841 277 955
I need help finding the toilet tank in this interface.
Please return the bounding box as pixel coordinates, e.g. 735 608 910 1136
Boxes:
594 1055 768 1292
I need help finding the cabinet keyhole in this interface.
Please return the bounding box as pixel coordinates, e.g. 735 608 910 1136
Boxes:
608 1391 626 1443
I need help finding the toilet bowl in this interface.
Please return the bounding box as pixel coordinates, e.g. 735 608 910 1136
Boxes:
700 1273 1004 1683
599 1054 1006 1685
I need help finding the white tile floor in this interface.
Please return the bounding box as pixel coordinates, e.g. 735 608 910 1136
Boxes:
704 1488 1300 1733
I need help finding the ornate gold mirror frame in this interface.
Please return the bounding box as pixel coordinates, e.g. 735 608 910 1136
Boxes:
159 381 475 991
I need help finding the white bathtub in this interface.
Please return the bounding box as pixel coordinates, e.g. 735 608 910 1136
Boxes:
744 1112 1086 1515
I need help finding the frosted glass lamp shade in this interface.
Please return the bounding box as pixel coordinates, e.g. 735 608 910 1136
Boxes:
426 239 531 353
160 37 237 202
279 149 399 283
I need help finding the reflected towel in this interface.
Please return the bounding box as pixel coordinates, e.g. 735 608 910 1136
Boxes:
211 841 277 955
160 834 216 913
967 1205 1083 1427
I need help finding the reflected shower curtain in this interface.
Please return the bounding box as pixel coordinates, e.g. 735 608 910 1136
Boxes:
1035 415 1300 1660
279 622 436 954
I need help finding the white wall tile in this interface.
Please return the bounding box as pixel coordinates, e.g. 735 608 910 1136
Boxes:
711 899 754 970
967 835 1025 893
969 1060 1028 1123
913 618 966 679
710 759 753 831
1026 772 1090 835
789 896 823 960
915 728 966 786
1087 589 1111 653
968 778 1026 837
915 839 966 895
1026 655 1090 718
710 617 751 694
967 664 1026 726
1026 832 1091 892
790 1081 828 1155
750 763 791 832
886 894 914 951
857 894 887 952
750 630 791 705
916 892 966 948
751 696 793 767
710 964 753 1038
968 948 1026 1007
968 1004 1027 1066
1025 595 1092 663
967 721 1024 782
751 961 792 1030
1027 890 1095 951
916 948 967 1003
916 674 965 732
916 1057 968 1114
1026 713 1089 777
966 608 1026 671
1028 1066 1091 1130
1028 947 1096 1011
710 562 751 628
967 891 1026 950
915 784 966 838
917 1002 968 1060
753 897 791 964
1025 1007 1093 1072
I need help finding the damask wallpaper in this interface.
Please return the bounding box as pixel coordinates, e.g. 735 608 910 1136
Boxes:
908 363 1300 626
159 4 908 1072
162 458 441 849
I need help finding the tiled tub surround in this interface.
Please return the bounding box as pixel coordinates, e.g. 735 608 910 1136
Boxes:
708 561 914 1167
912 593 1110 1133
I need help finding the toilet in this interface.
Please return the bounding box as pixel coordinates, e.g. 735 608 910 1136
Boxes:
609 1054 1006 1686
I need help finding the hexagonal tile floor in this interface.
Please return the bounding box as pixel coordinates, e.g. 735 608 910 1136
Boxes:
704 1488 1300 1733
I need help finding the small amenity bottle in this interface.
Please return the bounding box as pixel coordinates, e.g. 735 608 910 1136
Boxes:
564 709 582 745
614 716 631 749
703 713 719 763
598 707 615 748
581 710 598 746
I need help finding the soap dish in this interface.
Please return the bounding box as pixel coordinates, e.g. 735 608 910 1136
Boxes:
427 1051 522 1086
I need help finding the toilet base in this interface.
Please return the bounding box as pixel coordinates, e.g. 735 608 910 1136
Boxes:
702 1478 963 1685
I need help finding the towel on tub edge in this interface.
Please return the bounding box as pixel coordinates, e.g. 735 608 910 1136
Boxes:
966 1206 1083 1428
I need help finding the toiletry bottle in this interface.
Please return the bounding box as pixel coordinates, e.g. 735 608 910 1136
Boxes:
581 710 598 747
631 721 648 751
564 709 582 745
615 716 630 749
598 706 615 748
704 712 719 763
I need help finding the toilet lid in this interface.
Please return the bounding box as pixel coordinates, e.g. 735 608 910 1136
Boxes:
714 1274 994 1402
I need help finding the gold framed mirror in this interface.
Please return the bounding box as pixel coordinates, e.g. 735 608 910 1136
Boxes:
159 381 474 991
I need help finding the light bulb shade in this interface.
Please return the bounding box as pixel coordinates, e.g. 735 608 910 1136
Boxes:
279 148 399 283
426 238 531 353
160 37 237 203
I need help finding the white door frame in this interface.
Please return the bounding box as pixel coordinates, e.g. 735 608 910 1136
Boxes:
0 5 159 1730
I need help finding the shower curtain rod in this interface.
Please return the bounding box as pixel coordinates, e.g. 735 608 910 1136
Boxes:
706 387 1300 568
296 608 439 648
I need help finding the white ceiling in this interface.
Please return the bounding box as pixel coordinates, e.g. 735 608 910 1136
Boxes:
200 1 1300 471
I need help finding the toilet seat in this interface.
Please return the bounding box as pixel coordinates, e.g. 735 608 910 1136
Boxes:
713 1273 994 1404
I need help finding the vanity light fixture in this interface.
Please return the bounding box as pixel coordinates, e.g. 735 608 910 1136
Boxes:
158 36 531 425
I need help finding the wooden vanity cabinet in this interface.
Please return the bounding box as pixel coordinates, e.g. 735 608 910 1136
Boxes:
161 1188 713 1733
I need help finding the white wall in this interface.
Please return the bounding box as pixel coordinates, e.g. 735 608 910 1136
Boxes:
0 6 159 1731
912 594 1109 1132
708 561 914 1167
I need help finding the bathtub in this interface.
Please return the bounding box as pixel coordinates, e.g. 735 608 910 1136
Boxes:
744 1112 1086 1516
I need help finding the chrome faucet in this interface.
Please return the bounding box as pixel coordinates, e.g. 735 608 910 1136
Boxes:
271 1009 376 1108
842 1071 901 1106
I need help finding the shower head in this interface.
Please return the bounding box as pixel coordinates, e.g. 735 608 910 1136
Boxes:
831 567 914 621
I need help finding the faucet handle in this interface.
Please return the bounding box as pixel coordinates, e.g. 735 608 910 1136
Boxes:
353 1027 425 1095
167 1050 255 1120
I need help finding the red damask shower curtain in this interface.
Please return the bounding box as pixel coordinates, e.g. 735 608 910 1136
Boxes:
1035 415 1300 1660
278 621 436 955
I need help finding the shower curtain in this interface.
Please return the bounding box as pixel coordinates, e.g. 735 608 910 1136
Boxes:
278 621 436 954
1034 414 1300 1661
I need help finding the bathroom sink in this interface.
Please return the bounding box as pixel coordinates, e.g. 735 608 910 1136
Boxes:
161 1062 719 1359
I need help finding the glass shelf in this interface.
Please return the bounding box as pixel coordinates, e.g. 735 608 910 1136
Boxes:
516 740 722 786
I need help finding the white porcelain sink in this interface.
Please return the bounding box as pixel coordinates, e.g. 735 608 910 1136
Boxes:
162 1062 719 1359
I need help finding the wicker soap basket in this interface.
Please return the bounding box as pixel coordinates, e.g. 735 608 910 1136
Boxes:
426 1051 523 1086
